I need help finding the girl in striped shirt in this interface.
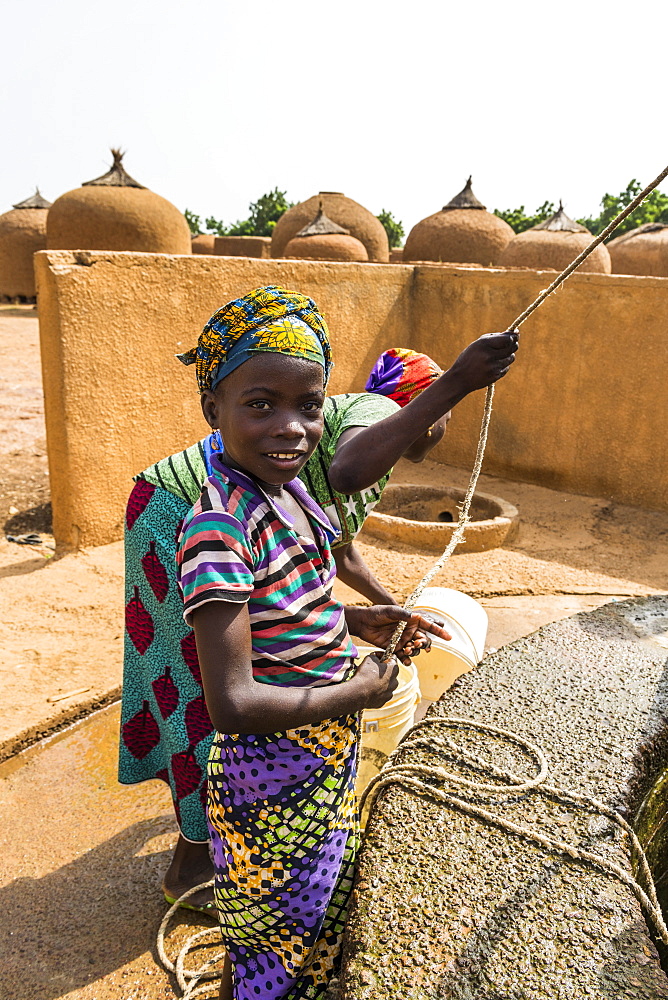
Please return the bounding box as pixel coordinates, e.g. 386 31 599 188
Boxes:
174 287 447 1000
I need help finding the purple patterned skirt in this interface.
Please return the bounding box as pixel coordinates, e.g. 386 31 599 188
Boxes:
207 714 360 999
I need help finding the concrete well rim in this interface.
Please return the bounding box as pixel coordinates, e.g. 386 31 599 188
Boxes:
365 484 519 554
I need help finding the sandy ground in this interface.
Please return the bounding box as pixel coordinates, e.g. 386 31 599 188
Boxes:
0 704 205 1000
1 310 667 998
0 308 51 534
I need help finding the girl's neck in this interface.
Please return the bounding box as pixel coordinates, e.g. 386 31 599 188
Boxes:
221 449 285 498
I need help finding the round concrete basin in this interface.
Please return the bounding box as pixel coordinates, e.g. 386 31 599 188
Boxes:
365 484 519 553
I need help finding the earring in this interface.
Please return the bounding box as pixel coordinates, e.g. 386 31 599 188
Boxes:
425 426 434 438
211 429 221 451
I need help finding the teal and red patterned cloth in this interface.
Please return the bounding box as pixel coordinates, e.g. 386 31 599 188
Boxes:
119 479 211 834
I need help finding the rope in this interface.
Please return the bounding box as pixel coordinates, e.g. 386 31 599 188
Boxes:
382 162 668 659
156 163 668 995
358 714 668 947
157 882 225 998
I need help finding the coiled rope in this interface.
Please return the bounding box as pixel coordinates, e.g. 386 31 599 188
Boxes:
157 884 221 998
157 163 668 995
358 713 668 947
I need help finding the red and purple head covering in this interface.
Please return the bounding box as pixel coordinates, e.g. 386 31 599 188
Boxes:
365 347 443 407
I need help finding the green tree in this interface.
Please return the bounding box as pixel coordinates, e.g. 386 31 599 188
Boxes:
204 215 228 236
195 188 294 238
577 180 668 238
494 201 555 234
184 208 202 235
242 188 294 236
377 209 405 248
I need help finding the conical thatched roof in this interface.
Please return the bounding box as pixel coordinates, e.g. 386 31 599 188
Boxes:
295 204 349 237
47 148 191 254
499 202 610 273
443 177 486 211
0 190 50 299
13 188 52 210
82 148 145 188
404 178 513 265
532 202 588 233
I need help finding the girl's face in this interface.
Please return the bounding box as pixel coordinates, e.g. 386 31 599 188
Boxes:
201 353 325 486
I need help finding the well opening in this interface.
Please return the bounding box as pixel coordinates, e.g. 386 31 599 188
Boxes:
365 484 519 553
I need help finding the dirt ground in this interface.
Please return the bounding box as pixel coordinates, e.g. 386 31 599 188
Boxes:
1 309 667 999
0 307 51 534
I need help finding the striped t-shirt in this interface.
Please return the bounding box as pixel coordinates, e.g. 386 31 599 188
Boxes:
176 456 357 688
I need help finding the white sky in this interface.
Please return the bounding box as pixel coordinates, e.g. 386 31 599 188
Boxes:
3 0 667 235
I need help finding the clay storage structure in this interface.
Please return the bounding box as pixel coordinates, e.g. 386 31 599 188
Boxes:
403 177 514 265
47 149 191 254
282 203 369 262
607 222 668 277
499 202 611 273
0 189 51 300
191 233 216 254
271 191 389 262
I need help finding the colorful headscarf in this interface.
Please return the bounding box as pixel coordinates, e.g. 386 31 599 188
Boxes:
177 285 332 392
365 347 443 407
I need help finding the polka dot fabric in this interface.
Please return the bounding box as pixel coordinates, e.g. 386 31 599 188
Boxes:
207 715 360 998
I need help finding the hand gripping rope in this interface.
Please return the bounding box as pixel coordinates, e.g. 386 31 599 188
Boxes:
158 164 668 996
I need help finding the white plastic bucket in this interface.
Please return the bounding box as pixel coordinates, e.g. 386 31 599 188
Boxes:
354 646 421 797
411 587 488 701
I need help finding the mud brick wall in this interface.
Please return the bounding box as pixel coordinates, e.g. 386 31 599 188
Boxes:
34 251 668 549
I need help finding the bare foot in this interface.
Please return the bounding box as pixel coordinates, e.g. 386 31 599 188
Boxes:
162 834 215 914
218 953 233 999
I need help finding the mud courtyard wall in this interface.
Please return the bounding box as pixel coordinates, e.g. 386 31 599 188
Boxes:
34 251 668 549
415 264 668 511
35 251 414 549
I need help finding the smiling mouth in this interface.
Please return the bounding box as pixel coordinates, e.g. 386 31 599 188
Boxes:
265 452 306 460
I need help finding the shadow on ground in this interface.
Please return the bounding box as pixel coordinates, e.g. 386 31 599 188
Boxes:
0 816 214 1000
4 501 52 536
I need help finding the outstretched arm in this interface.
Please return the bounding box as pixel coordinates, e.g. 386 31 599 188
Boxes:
333 542 396 606
328 331 518 494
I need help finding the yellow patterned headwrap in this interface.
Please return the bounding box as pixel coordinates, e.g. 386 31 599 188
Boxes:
177 285 332 392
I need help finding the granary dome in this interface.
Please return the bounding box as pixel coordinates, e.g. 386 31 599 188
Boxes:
47 149 191 254
403 178 514 266
0 189 51 300
607 222 668 277
272 191 388 262
499 203 611 273
283 204 369 262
